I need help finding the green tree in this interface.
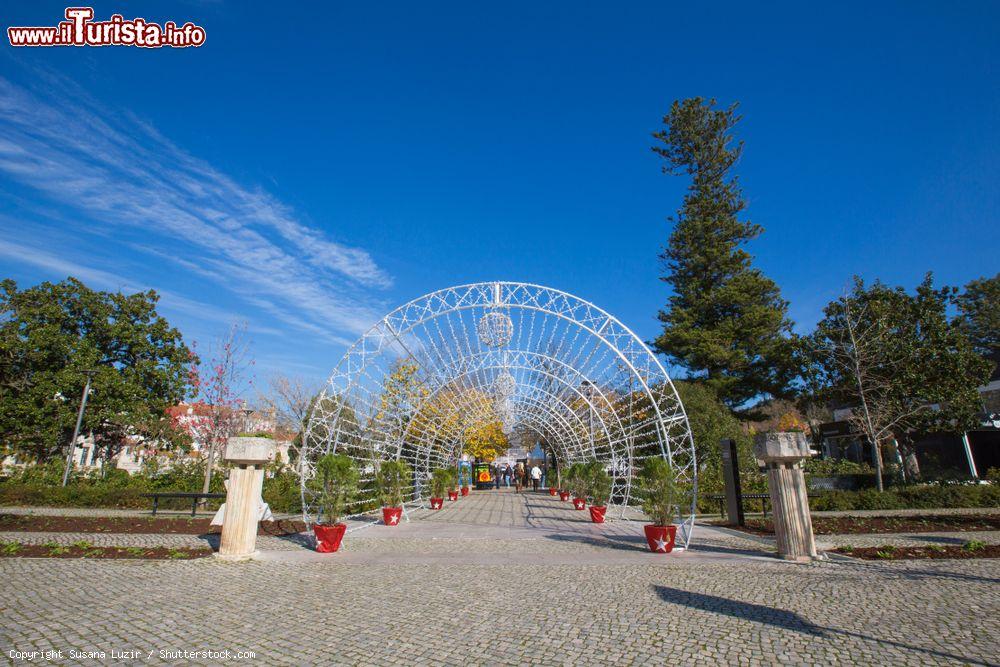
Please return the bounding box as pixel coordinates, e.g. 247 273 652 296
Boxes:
652 97 795 412
673 381 764 501
956 273 1000 376
0 278 194 463
810 275 991 485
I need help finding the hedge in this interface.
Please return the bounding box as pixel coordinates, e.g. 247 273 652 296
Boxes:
0 461 303 514
809 483 1000 512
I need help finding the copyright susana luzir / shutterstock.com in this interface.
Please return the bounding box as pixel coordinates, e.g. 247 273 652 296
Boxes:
8 648 257 662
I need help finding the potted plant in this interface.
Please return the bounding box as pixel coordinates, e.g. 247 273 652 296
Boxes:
638 458 680 553
584 461 611 524
310 453 359 553
447 468 459 501
558 466 571 501
547 468 559 496
376 459 411 526
429 468 449 509
567 463 587 509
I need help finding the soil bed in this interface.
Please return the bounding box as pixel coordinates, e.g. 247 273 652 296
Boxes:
0 513 305 536
720 513 1000 536
0 543 212 560
833 544 1000 560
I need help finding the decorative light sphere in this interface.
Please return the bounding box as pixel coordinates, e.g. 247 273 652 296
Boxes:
477 311 513 347
494 371 516 397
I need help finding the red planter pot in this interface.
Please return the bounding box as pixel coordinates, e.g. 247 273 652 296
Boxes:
548 487 558 496
448 490 459 501
382 506 403 526
589 506 607 523
460 487 470 497
559 491 570 501
313 523 347 553
573 497 586 510
430 497 443 510
643 524 677 553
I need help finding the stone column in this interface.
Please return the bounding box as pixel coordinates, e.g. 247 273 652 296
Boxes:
217 437 275 562
753 432 818 562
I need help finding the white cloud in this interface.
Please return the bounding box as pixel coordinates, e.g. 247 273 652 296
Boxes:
0 72 390 340
0 238 286 338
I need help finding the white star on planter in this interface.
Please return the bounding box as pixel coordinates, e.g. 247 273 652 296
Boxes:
654 537 669 552
389 514 399 525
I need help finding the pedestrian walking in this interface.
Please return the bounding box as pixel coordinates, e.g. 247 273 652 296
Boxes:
530 463 542 492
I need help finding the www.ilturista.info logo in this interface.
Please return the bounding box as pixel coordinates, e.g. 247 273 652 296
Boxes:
8 7 206 48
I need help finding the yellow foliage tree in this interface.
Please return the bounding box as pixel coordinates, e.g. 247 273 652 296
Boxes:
463 419 508 462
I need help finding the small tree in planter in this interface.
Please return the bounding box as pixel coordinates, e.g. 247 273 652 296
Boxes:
547 466 560 495
584 461 612 523
446 467 460 501
558 468 571 501
639 458 681 553
429 468 449 509
376 459 411 526
566 463 587 509
310 453 359 552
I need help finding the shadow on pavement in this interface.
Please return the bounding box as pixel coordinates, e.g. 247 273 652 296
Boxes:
542 532 648 553
653 585 993 665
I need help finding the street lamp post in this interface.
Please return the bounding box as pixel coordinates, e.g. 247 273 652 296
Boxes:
62 370 97 487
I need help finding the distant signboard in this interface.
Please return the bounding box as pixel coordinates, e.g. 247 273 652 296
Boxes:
818 421 854 438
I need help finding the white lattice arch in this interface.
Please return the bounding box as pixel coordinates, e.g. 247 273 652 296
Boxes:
300 281 697 545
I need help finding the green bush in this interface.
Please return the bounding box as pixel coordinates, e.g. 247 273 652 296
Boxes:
375 459 411 508
429 468 450 498
583 461 612 506
0 459 305 513
804 458 874 476
309 454 358 525
638 458 683 526
809 483 999 512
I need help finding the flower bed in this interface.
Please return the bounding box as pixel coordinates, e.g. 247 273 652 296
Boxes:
0 513 306 535
0 541 212 560
833 543 999 560
728 513 1000 536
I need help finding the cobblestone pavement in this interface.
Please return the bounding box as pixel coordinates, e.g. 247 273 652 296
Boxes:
2 552 997 665
2 490 998 665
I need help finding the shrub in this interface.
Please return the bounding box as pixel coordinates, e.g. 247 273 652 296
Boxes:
309 454 358 525
376 460 411 508
262 468 302 514
583 461 612 507
809 483 999 512
564 463 587 499
429 468 450 498
638 458 682 527
804 458 874 476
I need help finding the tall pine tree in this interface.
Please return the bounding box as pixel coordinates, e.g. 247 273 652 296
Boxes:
652 98 794 412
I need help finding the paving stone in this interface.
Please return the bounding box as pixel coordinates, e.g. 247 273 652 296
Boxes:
0 489 996 665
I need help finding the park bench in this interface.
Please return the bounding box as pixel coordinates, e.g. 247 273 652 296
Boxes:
706 492 813 519
142 492 225 517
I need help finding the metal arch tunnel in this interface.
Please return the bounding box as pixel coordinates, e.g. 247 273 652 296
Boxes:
300 281 698 546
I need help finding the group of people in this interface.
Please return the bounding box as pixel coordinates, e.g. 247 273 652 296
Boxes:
489 461 543 492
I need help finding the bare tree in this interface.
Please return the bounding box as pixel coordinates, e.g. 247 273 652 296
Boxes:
258 374 322 467
185 323 254 498
809 291 900 491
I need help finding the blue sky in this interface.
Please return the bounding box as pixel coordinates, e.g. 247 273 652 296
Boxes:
1 1 997 390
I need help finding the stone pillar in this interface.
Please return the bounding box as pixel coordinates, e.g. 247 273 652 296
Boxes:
753 432 818 562
217 437 275 561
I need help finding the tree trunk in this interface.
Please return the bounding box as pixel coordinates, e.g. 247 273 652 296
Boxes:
871 437 884 492
200 438 217 503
